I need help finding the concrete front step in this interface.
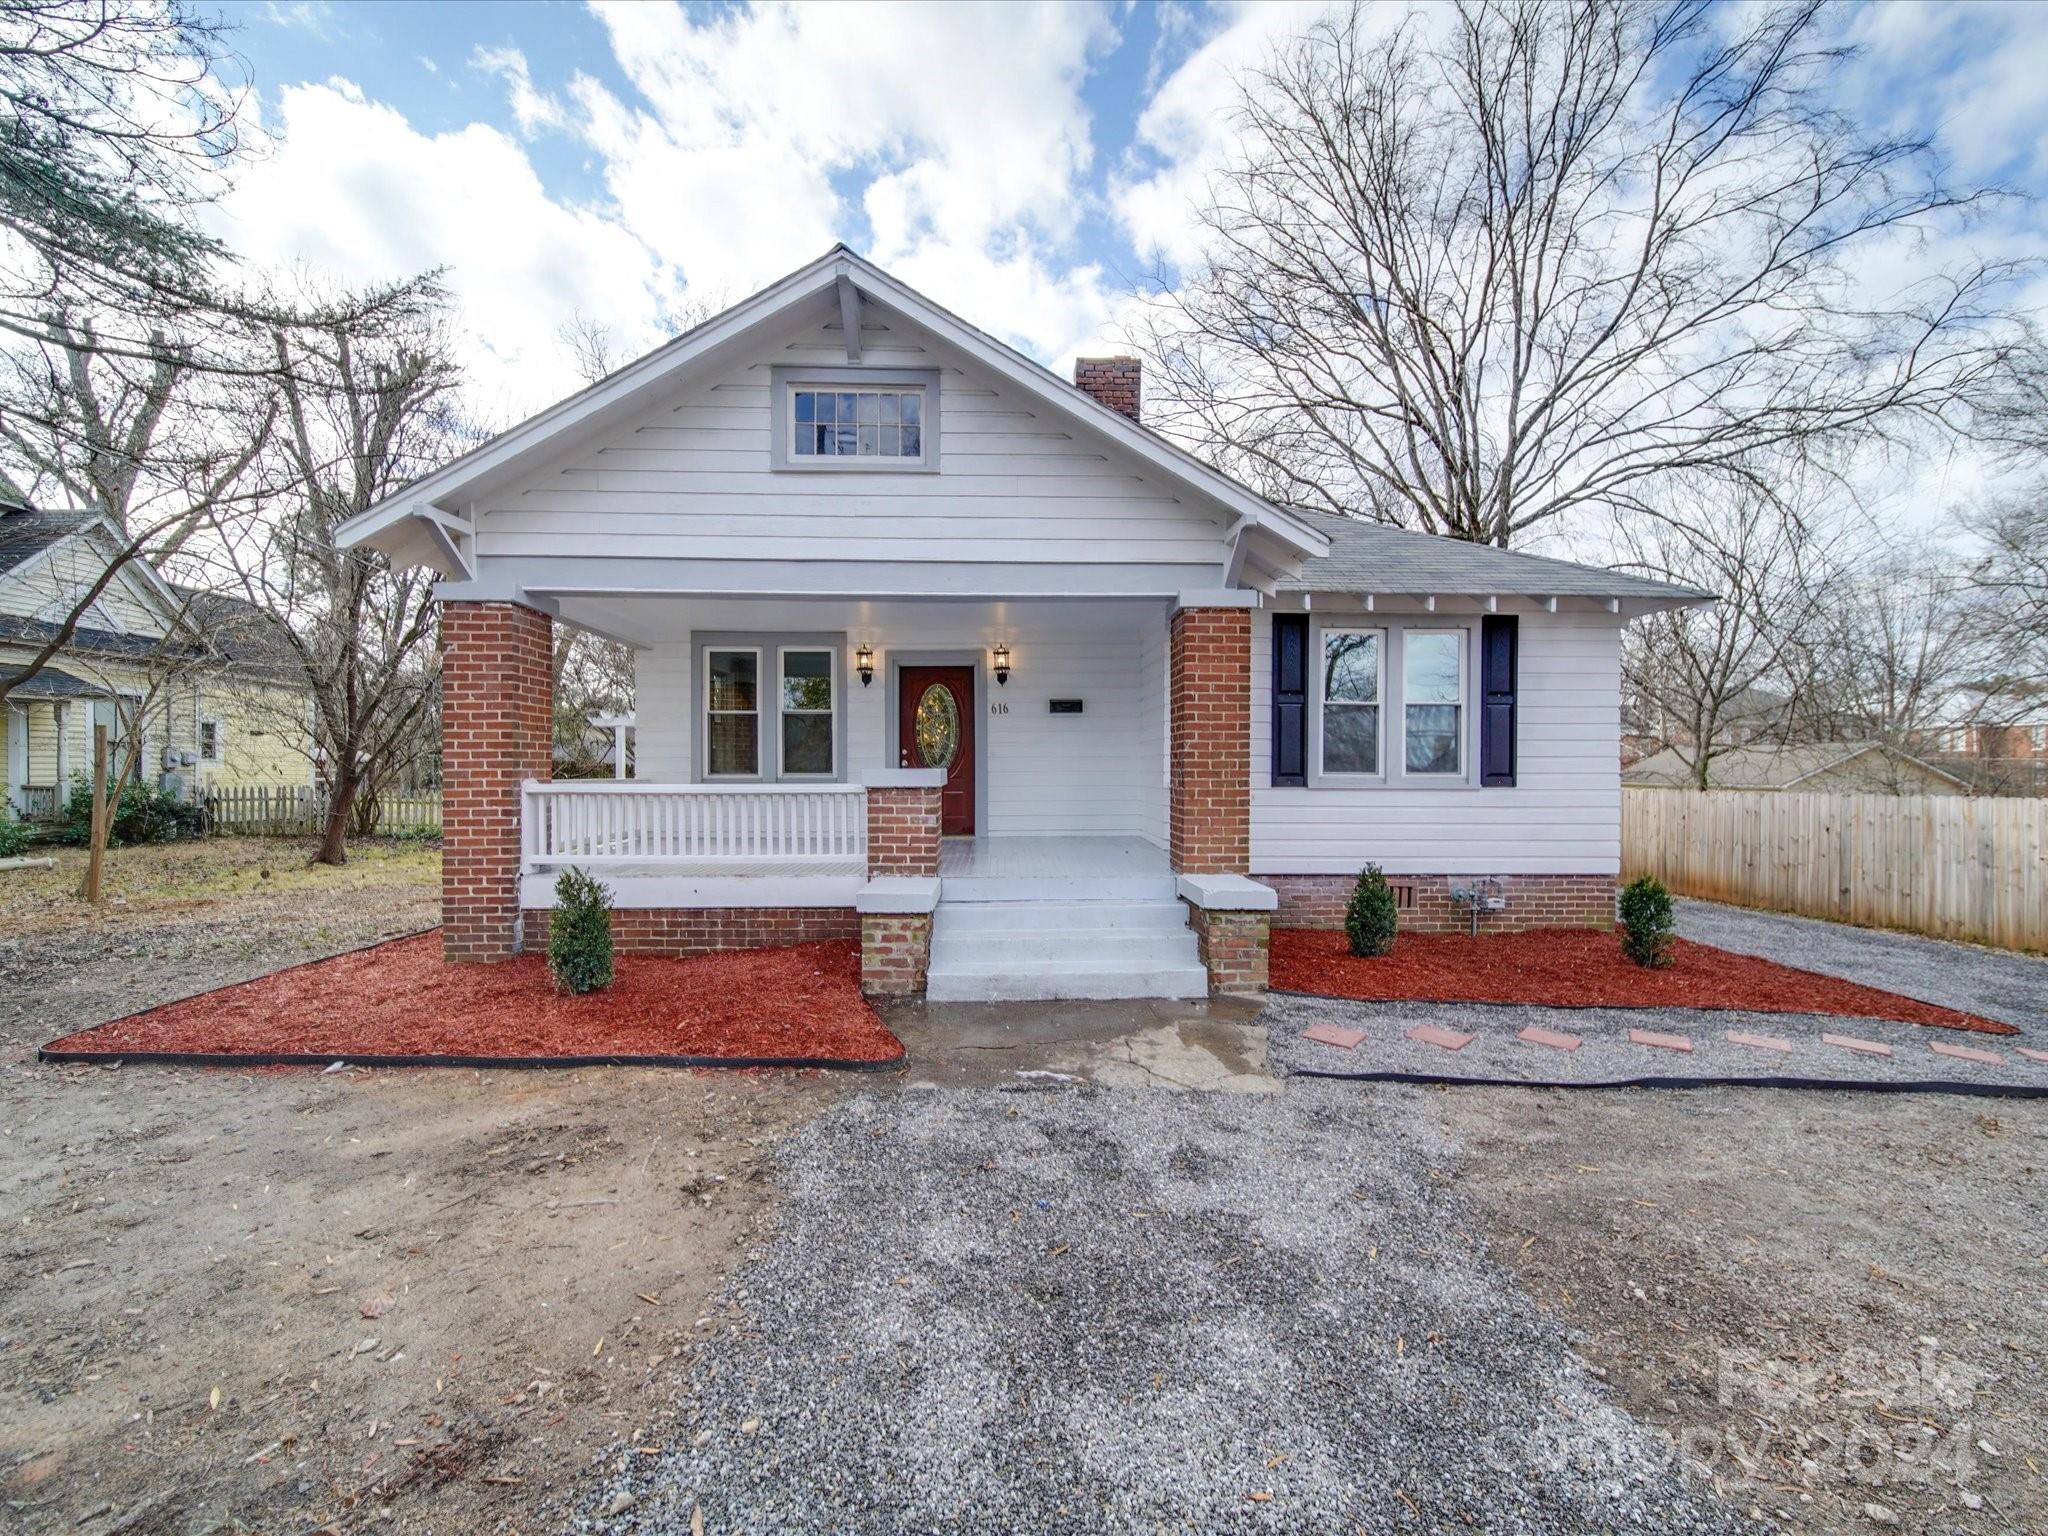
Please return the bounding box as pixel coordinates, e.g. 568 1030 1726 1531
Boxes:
924 894 1207 1001
924 958 1211 1002
933 899 1190 936
938 873 1180 904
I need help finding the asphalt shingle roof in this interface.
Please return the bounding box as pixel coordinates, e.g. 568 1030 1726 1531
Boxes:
1623 742 1964 790
1279 509 1712 604
0 502 98 577
0 663 100 699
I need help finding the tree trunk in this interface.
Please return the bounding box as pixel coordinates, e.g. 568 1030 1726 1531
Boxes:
315 770 361 866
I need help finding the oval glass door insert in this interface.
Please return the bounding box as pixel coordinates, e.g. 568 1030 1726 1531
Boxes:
913 683 960 771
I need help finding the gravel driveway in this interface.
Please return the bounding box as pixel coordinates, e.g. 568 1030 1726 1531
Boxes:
1676 899 2048 1030
577 1083 1751 1535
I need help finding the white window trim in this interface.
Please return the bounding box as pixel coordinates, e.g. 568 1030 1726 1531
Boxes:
1312 624 1387 783
702 646 763 781
1306 618 1481 791
768 365 942 474
776 644 836 780
1400 627 1468 780
198 714 224 764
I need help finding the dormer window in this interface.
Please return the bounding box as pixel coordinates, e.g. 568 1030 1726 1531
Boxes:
770 366 940 472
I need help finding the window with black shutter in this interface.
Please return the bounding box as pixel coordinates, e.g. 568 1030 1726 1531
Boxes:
1272 613 1307 786
1479 614 1517 787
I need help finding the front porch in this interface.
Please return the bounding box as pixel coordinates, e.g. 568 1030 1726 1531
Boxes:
453 593 1273 999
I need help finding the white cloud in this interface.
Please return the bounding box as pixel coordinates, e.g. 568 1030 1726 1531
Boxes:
210 79 679 422
505 0 1126 357
470 46 567 140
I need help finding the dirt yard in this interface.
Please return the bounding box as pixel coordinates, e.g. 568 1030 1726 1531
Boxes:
1446 1086 2048 1531
0 839 834 1535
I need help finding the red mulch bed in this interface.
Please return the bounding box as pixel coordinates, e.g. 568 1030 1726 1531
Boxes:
42 933 904 1066
1270 927 2015 1037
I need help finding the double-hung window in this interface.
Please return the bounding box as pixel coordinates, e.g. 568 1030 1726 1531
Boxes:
198 717 222 764
704 649 760 778
778 648 834 777
1320 628 1383 775
1402 630 1464 775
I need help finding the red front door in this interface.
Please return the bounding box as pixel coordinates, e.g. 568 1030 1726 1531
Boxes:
899 665 975 835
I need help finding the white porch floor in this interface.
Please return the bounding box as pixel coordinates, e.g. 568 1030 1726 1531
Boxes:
937 835 1170 881
927 835 1206 1001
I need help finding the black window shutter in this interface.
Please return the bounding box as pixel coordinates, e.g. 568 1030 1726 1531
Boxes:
1272 613 1308 786
1480 615 1517 787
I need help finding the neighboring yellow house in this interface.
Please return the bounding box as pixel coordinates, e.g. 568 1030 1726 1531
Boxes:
1 503 314 821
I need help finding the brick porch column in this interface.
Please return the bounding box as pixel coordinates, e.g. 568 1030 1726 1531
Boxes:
861 772 942 997
1169 604 1251 875
441 600 553 961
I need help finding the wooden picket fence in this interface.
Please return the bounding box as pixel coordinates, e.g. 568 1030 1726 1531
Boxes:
203 785 441 839
1622 788 2048 952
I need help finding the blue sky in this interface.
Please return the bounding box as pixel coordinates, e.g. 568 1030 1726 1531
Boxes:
214 0 2048 515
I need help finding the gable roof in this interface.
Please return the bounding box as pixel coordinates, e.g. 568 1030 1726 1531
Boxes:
0 501 99 577
172 585 304 682
1283 509 1710 607
333 245 1328 579
1623 742 1967 791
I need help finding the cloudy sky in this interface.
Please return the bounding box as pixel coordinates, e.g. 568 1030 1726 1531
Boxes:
217 0 2048 497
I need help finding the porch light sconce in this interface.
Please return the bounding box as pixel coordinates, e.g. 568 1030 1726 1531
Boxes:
992 643 1011 687
856 642 875 687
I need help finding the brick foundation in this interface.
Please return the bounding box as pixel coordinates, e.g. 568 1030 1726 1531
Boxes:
441 601 553 962
1169 606 1250 875
860 913 933 997
1265 874 1618 935
1186 905 1270 994
522 906 859 957
866 785 940 877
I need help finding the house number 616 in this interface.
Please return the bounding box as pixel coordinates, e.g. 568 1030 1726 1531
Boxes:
989 701 1009 715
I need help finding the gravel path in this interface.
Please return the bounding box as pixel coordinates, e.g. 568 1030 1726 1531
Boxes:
1265 993 2047 1093
577 1083 1752 1535
1676 899 2048 1030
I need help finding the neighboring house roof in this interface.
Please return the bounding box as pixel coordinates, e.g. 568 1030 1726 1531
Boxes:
334 244 1330 582
0 662 101 698
0 502 99 577
1282 509 1711 607
0 611 205 663
1623 742 1967 791
171 586 304 682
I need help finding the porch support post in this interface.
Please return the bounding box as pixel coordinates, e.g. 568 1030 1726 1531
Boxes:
1170 600 1272 994
1168 601 1251 875
860 768 943 996
441 599 554 962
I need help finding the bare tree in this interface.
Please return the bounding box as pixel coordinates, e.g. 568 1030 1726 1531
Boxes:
200 280 462 865
1616 473 1839 787
1799 540 1986 757
1134 0 2031 545
1958 485 2047 689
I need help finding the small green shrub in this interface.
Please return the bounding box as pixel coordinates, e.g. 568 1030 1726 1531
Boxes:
0 808 31 859
547 867 615 994
1345 862 1399 957
53 775 203 847
1618 875 1675 968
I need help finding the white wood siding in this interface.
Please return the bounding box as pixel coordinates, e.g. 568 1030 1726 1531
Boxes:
631 598 1168 842
474 313 1232 572
1251 609 1625 875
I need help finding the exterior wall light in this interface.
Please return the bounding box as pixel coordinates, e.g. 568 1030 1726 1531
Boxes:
856 642 875 686
992 643 1011 686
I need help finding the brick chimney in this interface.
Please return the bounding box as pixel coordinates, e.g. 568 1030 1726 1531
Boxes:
1073 356 1141 422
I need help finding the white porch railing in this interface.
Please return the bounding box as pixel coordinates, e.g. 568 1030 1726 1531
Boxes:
521 780 867 872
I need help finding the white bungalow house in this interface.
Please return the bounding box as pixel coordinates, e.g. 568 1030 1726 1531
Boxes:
335 247 1706 1001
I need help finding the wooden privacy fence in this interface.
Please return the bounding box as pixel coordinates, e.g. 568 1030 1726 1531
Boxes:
1622 788 2048 952
203 785 442 838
